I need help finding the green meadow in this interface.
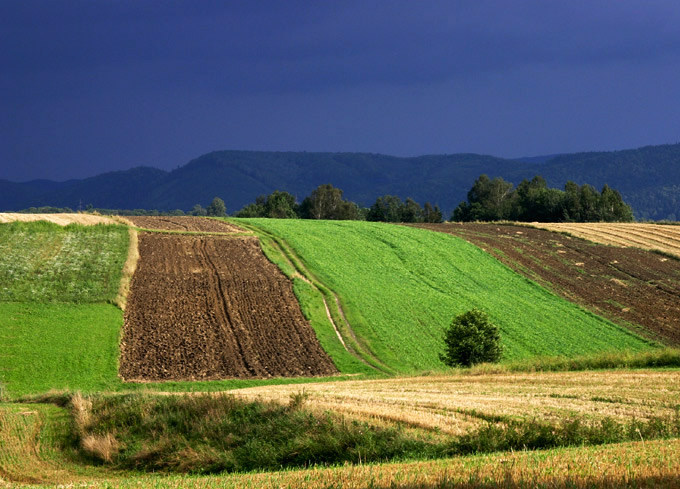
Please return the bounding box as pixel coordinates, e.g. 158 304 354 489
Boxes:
240 219 653 371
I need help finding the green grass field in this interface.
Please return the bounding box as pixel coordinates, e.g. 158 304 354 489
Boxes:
0 222 131 397
240 219 654 371
0 302 124 397
0 221 129 303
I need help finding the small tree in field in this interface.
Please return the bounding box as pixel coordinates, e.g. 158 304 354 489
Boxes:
440 309 503 367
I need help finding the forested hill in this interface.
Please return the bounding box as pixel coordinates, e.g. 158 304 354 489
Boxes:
524 144 680 220
2 143 679 220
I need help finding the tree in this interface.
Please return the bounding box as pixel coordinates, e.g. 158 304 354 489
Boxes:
335 200 365 220
440 309 503 367
599 184 634 222
452 175 514 221
423 202 443 223
367 195 403 222
301 183 344 219
189 204 207 216
206 197 227 217
400 198 423 223
264 191 298 218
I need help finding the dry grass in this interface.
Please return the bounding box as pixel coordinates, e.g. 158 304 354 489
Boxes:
70 392 92 437
21 439 680 488
531 223 680 257
114 227 140 310
0 213 116 226
231 370 680 429
0 406 75 485
81 433 119 463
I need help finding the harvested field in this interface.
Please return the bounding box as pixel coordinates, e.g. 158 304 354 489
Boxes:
0 212 115 226
233 370 680 431
412 223 680 345
125 216 243 233
534 222 680 257
120 233 337 381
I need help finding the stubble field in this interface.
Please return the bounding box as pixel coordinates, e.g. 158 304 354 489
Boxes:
533 222 680 257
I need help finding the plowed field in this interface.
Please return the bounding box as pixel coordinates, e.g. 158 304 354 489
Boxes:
535 223 680 258
120 233 337 381
412 223 680 345
126 216 243 233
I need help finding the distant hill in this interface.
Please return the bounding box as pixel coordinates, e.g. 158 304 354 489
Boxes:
1 143 679 220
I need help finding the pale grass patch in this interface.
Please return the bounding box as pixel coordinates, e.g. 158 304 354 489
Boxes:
0 213 116 226
71 392 93 436
115 227 140 310
81 433 119 463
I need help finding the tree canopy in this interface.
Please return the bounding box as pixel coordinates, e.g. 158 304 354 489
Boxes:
452 175 633 222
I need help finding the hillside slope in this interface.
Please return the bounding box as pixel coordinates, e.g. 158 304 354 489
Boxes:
242 219 653 371
3 143 680 219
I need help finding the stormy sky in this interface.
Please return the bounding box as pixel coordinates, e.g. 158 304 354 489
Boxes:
2 0 680 181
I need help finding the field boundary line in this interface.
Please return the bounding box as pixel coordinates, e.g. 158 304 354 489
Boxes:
114 227 139 311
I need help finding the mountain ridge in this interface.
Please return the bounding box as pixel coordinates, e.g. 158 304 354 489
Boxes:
2 143 679 220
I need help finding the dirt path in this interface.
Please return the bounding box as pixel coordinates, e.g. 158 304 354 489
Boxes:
410 223 680 345
120 233 337 381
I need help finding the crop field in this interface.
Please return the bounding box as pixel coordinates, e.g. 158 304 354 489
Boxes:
0 221 129 303
120 231 337 381
240 219 653 371
2 216 679 488
233 369 680 431
533 222 680 257
412 223 680 345
0 221 130 397
0 217 351 398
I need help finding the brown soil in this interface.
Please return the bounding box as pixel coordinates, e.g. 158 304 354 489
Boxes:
119 233 337 381
410 223 680 345
125 216 244 233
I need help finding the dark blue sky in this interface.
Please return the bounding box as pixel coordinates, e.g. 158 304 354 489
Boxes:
2 0 680 181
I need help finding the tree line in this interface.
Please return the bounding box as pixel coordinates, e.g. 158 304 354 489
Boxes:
16 176 634 223
452 175 634 222
233 184 444 223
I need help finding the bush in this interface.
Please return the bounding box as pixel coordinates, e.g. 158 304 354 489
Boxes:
440 309 503 367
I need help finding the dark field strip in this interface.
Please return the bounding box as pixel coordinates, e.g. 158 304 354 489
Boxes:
120 233 337 381
125 216 243 233
411 223 680 345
